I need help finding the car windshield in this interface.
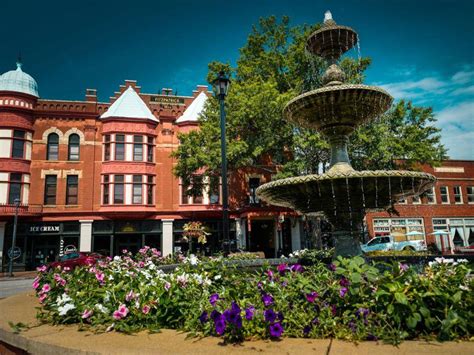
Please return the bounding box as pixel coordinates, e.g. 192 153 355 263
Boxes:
367 238 380 246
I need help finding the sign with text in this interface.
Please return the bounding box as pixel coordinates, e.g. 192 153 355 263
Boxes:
29 225 60 233
149 95 185 106
8 247 21 260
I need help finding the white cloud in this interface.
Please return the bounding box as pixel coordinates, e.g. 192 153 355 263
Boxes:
435 102 474 160
378 65 474 160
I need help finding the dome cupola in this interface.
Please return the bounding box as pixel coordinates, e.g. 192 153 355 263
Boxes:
0 60 39 97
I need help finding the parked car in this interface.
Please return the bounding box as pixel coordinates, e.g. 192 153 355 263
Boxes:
49 252 104 270
361 235 427 253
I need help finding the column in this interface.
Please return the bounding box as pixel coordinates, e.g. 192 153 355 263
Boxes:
291 217 302 252
79 220 93 252
235 218 246 250
162 219 174 256
0 222 6 270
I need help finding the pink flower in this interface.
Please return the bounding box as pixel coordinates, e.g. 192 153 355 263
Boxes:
95 272 105 283
113 311 123 320
41 284 51 293
142 305 151 314
63 266 71 272
277 263 288 274
32 277 40 290
305 291 319 303
36 265 48 272
138 261 145 268
164 282 171 291
54 274 66 287
125 291 136 302
122 249 128 254
39 293 48 303
152 248 161 257
82 309 93 319
113 304 129 320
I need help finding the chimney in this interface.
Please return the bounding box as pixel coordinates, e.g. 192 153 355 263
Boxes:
85 89 97 102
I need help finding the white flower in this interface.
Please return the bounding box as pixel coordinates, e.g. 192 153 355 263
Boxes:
113 256 121 261
458 259 468 263
460 285 469 291
214 275 222 280
185 254 199 265
104 291 111 302
95 303 109 314
58 303 75 316
56 293 72 306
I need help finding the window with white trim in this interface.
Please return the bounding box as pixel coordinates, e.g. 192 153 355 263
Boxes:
440 186 449 204
453 186 462 204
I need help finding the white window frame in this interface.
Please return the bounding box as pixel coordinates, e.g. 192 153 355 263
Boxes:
426 187 436 204
453 186 463 204
467 186 474 204
439 186 450 204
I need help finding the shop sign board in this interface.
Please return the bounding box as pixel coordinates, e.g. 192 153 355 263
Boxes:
8 247 21 260
29 225 60 233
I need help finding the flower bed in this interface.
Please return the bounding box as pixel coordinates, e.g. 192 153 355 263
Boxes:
32 247 473 343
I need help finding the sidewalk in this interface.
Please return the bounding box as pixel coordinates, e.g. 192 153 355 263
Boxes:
0 271 36 280
0 292 472 355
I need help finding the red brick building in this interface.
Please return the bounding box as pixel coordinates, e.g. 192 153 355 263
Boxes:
0 61 473 270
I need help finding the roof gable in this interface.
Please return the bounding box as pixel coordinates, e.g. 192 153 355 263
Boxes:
101 86 157 122
175 91 208 123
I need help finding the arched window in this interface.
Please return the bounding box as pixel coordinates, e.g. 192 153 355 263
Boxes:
68 134 80 160
47 133 59 160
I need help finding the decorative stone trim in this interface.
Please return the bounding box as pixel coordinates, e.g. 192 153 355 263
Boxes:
41 127 64 144
40 169 61 178
64 128 85 144
62 169 83 178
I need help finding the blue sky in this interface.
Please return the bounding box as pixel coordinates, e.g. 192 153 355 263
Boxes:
0 0 472 159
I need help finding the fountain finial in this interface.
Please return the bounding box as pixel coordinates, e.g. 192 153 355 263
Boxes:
324 10 333 23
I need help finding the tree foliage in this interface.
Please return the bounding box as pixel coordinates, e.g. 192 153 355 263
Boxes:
172 16 447 184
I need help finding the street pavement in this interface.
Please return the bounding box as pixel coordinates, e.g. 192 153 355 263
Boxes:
0 278 34 299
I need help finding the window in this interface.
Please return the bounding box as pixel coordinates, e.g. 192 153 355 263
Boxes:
453 186 463 204
192 175 203 204
104 135 111 161
426 187 436 204
181 183 189 204
249 178 260 205
467 186 474 203
133 175 143 204
147 136 154 162
103 175 110 204
398 197 407 204
133 136 143 161
147 175 154 204
47 133 59 160
66 175 78 205
8 173 22 204
440 186 449 204
12 130 25 158
114 175 124 204
412 195 421 204
44 175 57 205
209 176 220 204
115 135 125 161
68 134 80 161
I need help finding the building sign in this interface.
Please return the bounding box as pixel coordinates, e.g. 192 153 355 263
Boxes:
434 167 464 173
149 95 185 106
29 225 60 233
8 247 21 260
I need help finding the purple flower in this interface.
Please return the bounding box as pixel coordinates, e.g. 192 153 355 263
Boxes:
312 317 320 324
366 334 378 341
209 293 219 307
245 306 255 320
261 293 274 307
290 264 303 273
303 325 312 336
234 315 243 329
331 305 337 316
257 282 263 290
215 317 226 335
339 287 348 298
277 312 284 321
199 311 208 323
277 263 288 274
210 310 221 321
399 263 409 272
264 309 277 323
339 278 350 287
327 263 336 272
269 322 284 338
281 281 288 287
356 308 369 318
231 301 240 313
266 269 274 280
348 319 356 333
305 291 318 303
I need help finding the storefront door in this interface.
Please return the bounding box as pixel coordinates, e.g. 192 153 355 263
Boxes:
249 220 275 258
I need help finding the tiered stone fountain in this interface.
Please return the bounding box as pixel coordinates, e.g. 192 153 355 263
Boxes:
256 11 436 257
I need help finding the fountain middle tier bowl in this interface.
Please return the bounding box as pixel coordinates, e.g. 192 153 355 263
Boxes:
256 170 435 216
284 84 393 133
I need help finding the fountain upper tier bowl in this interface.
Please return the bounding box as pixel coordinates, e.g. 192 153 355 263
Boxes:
284 84 393 134
256 169 435 219
306 23 358 60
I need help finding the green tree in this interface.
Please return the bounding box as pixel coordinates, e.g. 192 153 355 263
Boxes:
172 16 447 187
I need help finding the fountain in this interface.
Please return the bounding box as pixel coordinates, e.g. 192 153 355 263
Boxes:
256 11 436 257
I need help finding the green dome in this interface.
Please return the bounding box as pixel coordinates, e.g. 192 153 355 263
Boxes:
0 62 39 97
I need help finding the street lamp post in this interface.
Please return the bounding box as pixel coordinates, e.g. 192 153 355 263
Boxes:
213 71 231 254
8 198 21 277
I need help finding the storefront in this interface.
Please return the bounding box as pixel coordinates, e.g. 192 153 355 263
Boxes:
92 220 162 257
2 221 80 271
